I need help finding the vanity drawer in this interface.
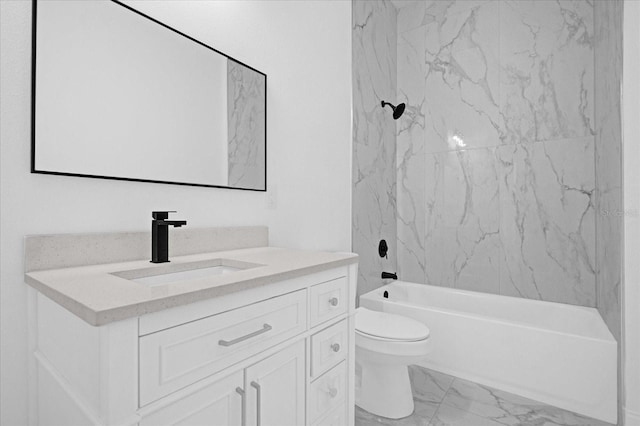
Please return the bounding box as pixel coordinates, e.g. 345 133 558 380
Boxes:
307 361 346 424
309 277 347 327
139 289 306 406
310 320 347 378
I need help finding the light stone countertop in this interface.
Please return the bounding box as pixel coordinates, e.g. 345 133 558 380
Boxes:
25 246 358 326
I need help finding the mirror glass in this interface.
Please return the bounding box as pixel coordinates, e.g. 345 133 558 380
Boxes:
33 0 266 191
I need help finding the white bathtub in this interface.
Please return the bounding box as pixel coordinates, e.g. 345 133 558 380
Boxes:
359 282 617 423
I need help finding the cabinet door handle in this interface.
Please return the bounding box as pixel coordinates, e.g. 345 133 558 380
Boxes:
250 381 262 426
331 343 340 352
218 324 272 347
329 297 339 306
235 387 246 426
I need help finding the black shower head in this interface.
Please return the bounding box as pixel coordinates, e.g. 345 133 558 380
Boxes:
381 100 406 120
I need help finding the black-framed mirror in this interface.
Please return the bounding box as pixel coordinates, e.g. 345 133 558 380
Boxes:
32 0 267 191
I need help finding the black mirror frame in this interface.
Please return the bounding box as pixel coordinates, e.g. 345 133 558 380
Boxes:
31 0 267 191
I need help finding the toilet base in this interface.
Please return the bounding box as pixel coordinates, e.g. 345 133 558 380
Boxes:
355 360 414 419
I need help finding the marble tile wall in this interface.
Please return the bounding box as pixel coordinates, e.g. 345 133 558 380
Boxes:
594 0 623 344
352 0 398 300
397 19 426 283
396 0 598 306
594 2 623 423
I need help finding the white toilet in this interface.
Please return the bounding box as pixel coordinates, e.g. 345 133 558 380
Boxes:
355 307 431 419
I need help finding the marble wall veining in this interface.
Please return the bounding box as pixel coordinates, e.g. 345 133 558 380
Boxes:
594 0 623 345
355 0 623 315
227 59 266 189
500 0 595 144
397 20 426 284
395 0 598 307
352 0 398 299
424 147 501 294
594 1 624 423
497 137 596 305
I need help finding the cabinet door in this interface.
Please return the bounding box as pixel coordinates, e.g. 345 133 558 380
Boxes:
140 370 243 426
245 340 305 426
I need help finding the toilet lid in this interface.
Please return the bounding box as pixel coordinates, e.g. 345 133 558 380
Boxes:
356 307 430 341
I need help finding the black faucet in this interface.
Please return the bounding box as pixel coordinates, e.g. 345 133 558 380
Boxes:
151 211 187 263
381 271 397 280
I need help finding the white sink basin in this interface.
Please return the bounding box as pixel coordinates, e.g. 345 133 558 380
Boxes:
132 266 243 286
112 259 262 287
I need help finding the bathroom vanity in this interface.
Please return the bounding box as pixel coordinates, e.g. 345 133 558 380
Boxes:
24 227 358 426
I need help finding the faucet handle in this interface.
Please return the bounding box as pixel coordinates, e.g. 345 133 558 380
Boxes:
152 211 177 220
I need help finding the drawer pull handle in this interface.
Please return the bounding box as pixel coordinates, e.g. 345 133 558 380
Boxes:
235 387 246 426
251 381 262 426
328 387 338 398
219 324 272 347
331 343 340 352
329 297 339 307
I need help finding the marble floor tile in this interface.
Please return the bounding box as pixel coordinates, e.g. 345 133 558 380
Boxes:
409 365 455 410
355 366 454 426
355 365 613 426
429 403 505 426
356 405 432 426
440 378 611 426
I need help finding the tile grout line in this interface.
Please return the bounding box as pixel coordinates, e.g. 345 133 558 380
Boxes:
426 377 458 425
440 376 456 402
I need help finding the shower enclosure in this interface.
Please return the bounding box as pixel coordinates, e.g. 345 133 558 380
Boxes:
352 0 623 422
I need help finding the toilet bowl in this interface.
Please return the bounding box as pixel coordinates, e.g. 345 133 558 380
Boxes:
355 307 431 419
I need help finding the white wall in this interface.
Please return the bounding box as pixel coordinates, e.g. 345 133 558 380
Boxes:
0 1 352 424
623 1 640 424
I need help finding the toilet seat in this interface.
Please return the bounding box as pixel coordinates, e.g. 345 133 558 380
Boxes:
355 307 429 342
355 307 432 418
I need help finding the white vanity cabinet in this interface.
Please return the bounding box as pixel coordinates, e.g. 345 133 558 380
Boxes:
27 264 357 426
244 340 306 426
138 289 308 406
139 341 305 426
138 370 244 426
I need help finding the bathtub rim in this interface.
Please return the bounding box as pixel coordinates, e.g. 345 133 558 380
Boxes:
361 281 616 343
